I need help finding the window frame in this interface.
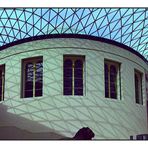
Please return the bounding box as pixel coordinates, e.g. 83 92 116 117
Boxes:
134 69 143 105
63 55 85 96
0 64 5 102
21 56 43 98
104 59 121 100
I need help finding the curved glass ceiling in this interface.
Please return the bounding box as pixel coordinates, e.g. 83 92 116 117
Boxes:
0 8 147 60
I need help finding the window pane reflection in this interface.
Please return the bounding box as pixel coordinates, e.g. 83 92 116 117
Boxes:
105 63 109 98
74 60 83 95
110 65 117 99
104 60 120 99
35 61 43 97
64 59 72 95
23 57 43 98
25 63 33 98
64 56 84 96
0 66 5 101
135 71 143 105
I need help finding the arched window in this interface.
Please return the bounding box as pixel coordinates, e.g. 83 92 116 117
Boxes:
110 65 117 99
64 56 85 96
35 61 43 97
22 57 43 98
134 70 143 105
64 59 73 95
135 73 139 103
74 60 83 95
104 60 120 99
24 62 34 98
104 63 109 98
0 65 5 101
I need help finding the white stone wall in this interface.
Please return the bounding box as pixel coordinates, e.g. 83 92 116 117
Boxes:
0 38 147 139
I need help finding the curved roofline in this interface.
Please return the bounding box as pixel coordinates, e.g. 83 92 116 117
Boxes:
0 34 147 63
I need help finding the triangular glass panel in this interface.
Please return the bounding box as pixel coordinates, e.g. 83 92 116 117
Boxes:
98 8 108 19
77 21 88 34
1 35 8 43
122 24 132 35
98 26 107 37
133 21 143 31
24 12 33 24
0 18 7 26
2 10 10 18
17 20 25 30
132 29 141 39
41 8 49 16
134 11 145 22
57 8 67 19
63 14 73 28
40 24 48 35
33 9 41 16
99 16 108 29
50 9 58 21
48 25 58 34
140 36 147 43
108 9 120 23
50 18 57 31
62 9 73 21
120 9 129 18
88 23 99 35
75 8 85 18
109 20 121 32
15 9 24 18
122 33 132 43
12 29 19 39
20 31 28 39
111 29 121 40
25 24 33 36
81 8 92 18
60 21 71 33
103 26 112 38
80 14 91 28
5 19 12 28
9 19 17 27
4 35 10 43
69 14 80 27
55 15 64 27
8 9 17 19
123 34 132 45
91 9 102 19
5 27 12 35
122 14 133 26
142 27 148 36
8 36 15 43
130 39 139 47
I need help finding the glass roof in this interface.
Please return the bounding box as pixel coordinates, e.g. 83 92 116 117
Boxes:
0 8 147 60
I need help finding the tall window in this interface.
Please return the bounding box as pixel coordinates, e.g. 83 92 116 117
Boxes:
21 57 43 98
0 65 5 101
134 70 143 105
63 55 85 96
104 60 121 99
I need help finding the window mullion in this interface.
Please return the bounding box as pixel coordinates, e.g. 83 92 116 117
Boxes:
33 62 36 97
72 60 75 95
140 74 143 105
23 63 26 98
83 60 84 96
115 66 117 99
108 64 110 98
1 71 4 101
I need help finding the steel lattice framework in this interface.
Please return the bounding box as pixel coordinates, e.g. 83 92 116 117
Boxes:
0 8 147 60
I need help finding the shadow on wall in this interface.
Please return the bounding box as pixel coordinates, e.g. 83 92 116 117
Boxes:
61 127 95 140
0 104 95 140
0 104 67 140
